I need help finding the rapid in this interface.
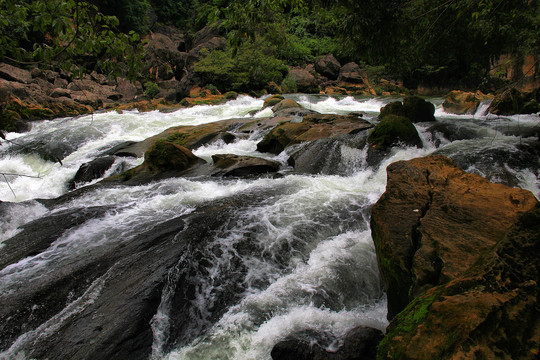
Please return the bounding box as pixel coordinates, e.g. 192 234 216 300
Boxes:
0 95 538 360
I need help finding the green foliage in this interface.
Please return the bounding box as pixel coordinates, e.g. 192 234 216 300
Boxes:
194 44 288 92
144 82 160 99
0 0 145 80
280 76 298 93
90 0 151 33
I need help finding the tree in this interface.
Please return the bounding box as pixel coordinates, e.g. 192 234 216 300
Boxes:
0 0 145 79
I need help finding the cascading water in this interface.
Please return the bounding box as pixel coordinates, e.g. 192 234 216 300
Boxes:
0 95 538 360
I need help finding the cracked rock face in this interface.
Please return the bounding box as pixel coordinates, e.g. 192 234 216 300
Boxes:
370 155 537 319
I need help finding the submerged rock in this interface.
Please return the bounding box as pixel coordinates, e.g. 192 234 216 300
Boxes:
211 154 280 177
271 326 383 360
370 155 538 319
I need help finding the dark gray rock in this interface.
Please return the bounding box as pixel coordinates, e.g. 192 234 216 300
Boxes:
68 156 118 190
271 326 383 360
315 54 341 81
211 154 281 177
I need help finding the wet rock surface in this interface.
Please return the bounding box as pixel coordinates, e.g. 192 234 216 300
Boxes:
371 155 537 319
211 154 281 177
378 204 540 359
0 185 293 359
271 326 383 360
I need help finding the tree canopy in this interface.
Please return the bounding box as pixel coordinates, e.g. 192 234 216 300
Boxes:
0 0 537 88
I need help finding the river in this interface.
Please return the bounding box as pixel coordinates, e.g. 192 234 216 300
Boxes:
0 95 538 359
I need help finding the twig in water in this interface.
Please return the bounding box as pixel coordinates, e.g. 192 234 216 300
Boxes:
1 172 43 199
2 174 17 198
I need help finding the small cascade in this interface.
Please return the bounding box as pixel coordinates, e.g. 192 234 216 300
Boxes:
474 99 493 118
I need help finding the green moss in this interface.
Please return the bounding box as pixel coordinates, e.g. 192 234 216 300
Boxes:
368 115 421 148
377 289 442 360
165 132 189 146
225 91 238 100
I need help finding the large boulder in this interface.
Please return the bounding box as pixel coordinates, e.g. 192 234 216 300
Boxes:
271 98 302 113
144 141 204 172
378 203 540 360
366 115 422 166
257 114 373 155
370 155 538 319
378 96 436 123
314 54 341 80
442 90 489 115
0 63 32 84
338 62 368 85
286 67 319 93
144 31 185 81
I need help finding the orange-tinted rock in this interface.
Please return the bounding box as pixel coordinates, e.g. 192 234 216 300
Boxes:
443 90 491 115
378 204 540 359
256 114 373 154
371 155 538 319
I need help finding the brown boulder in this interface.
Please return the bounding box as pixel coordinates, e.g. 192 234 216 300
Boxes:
443 90 490 115
371 155 537 319
378 204 540 360
263 94 285 109
338 62 369 85
211 154 280 177
257 114 373 155
115 78 142 101
286 67 319 93
315 54 341 80
0 63 32 84
271 98 302 113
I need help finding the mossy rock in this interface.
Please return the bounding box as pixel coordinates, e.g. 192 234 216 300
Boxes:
378 101 406 120
368 115 423 149
263 94 285 109
271 98 302 113
0 109 30 132
145 140 202 172
379 97 435 123
402 96 436 122
224 91 238 100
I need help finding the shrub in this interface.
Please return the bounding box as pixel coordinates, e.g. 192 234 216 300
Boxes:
144 82 160 99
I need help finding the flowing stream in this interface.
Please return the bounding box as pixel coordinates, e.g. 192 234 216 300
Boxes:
0 95 538 360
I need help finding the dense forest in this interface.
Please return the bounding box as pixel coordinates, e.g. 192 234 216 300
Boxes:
0 0 538 91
